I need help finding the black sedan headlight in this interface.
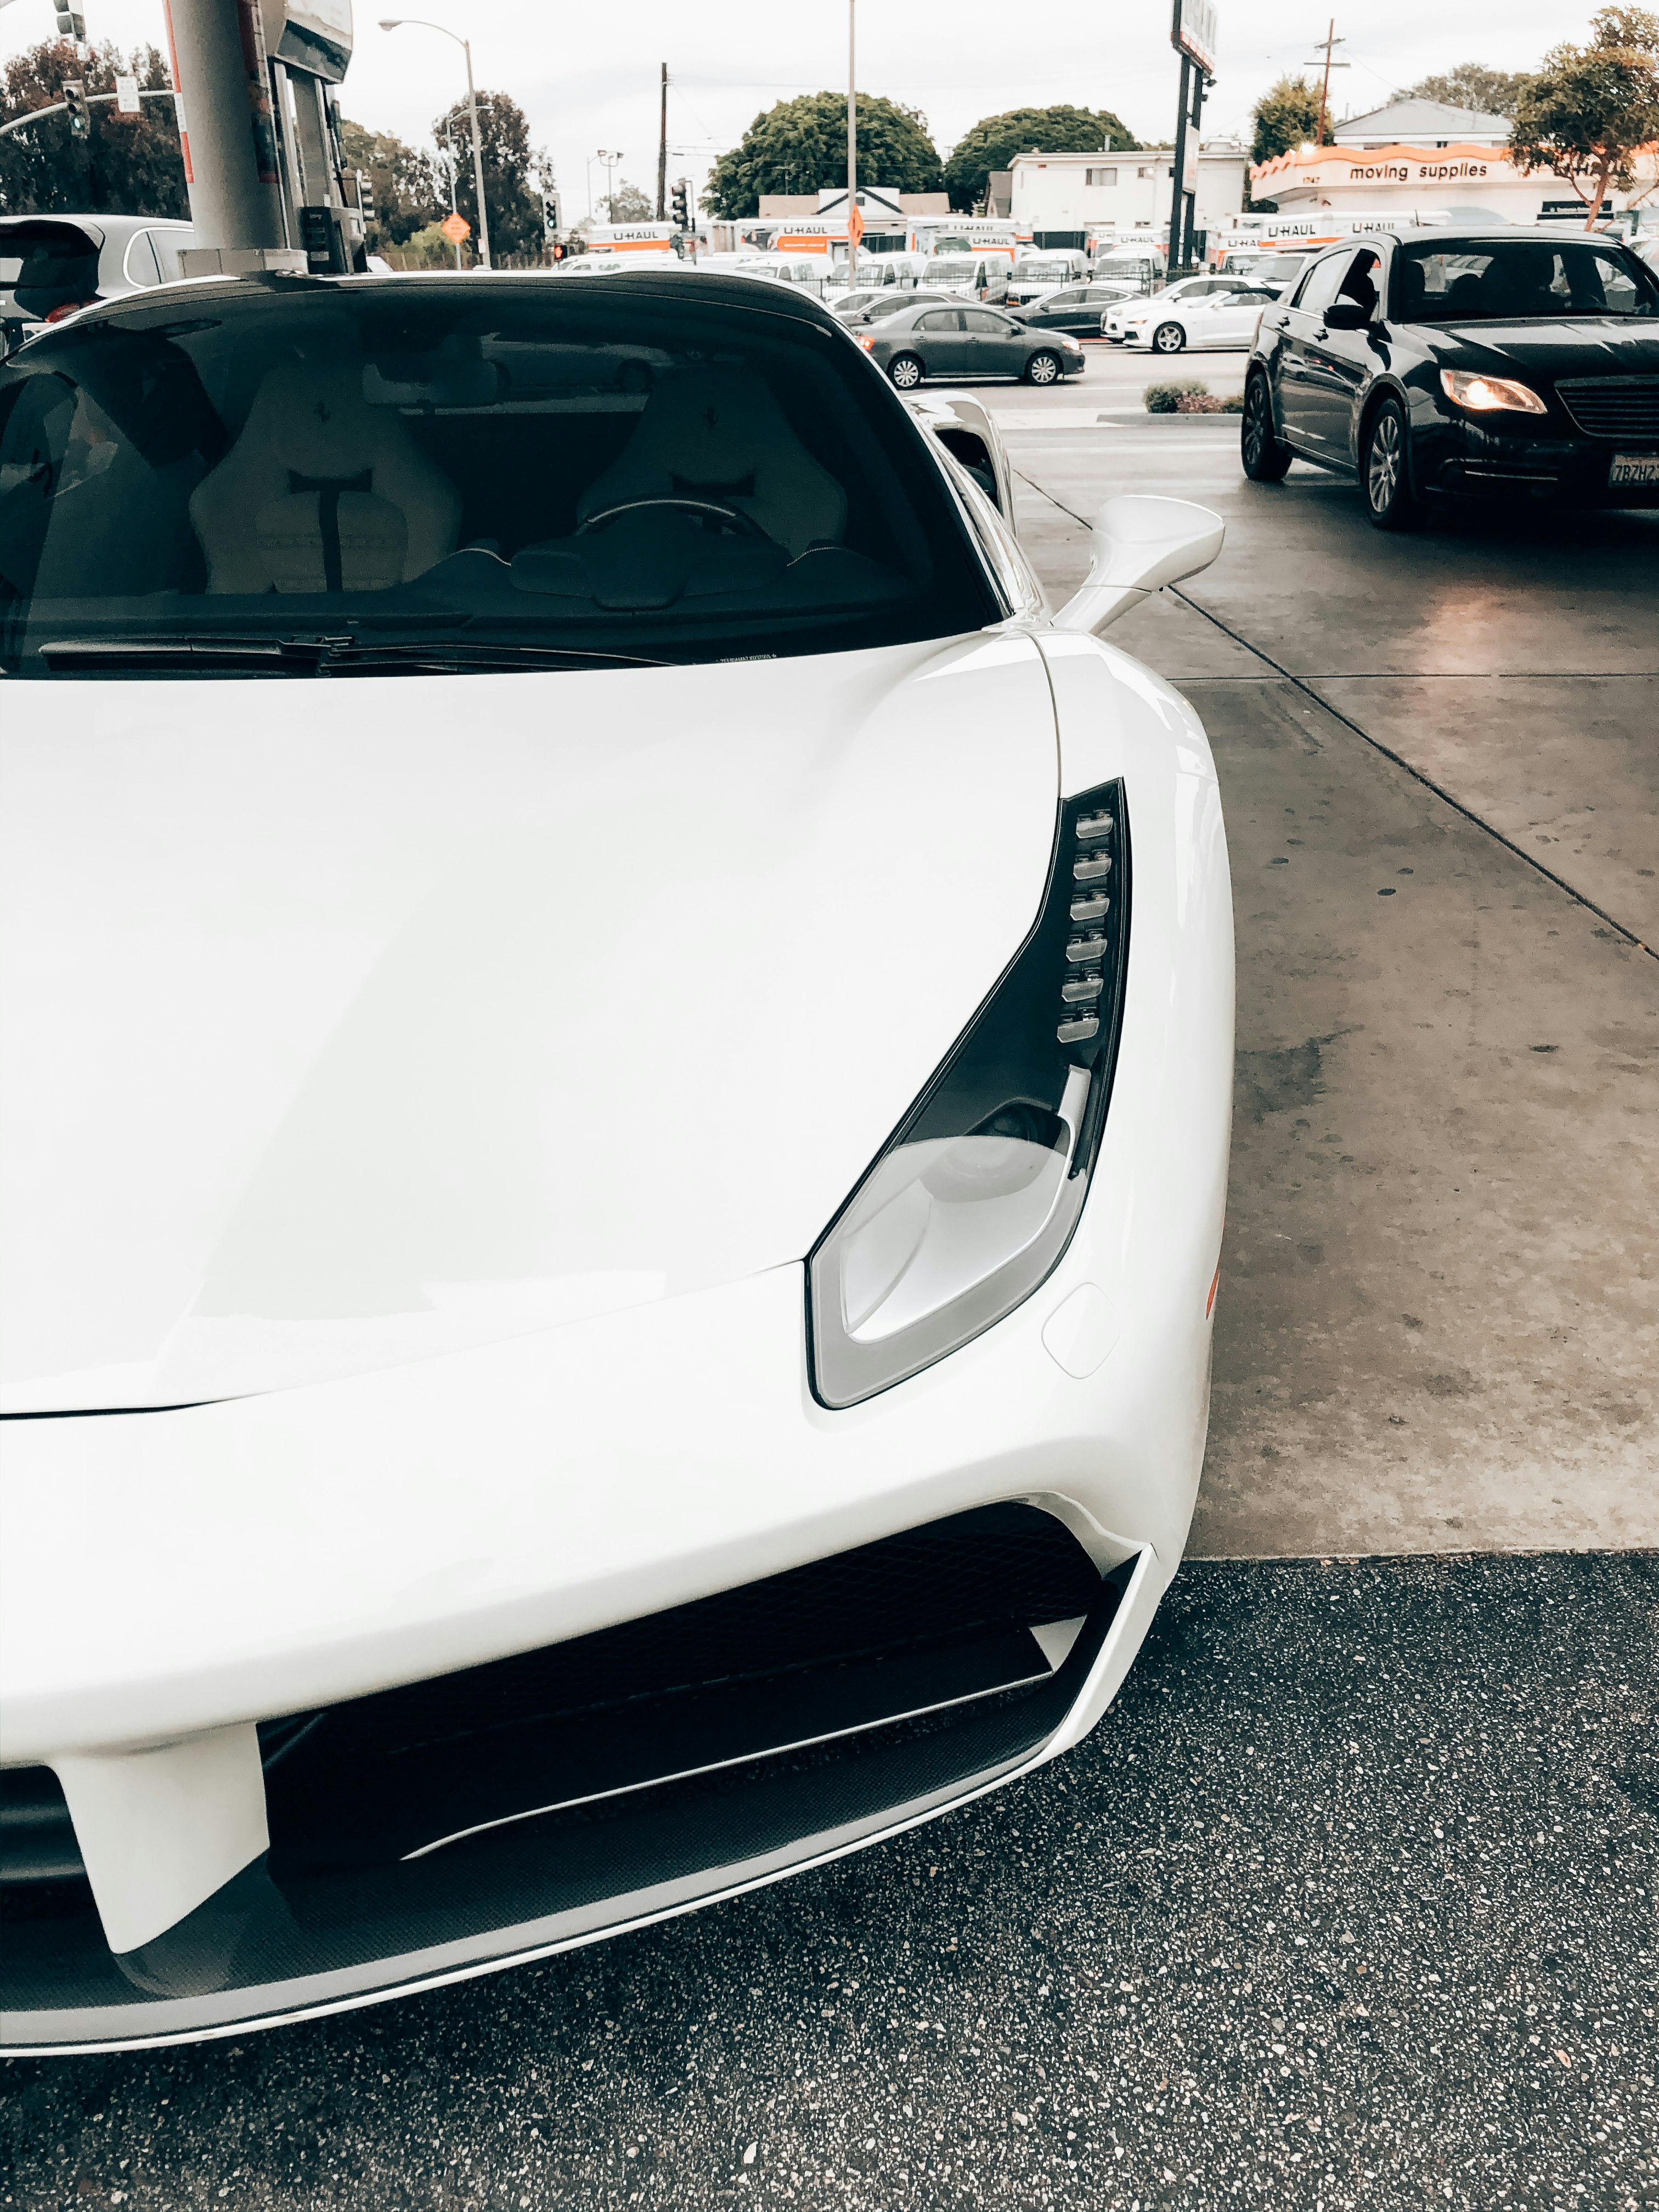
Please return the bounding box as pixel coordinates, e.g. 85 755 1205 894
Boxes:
810 782 1131 1407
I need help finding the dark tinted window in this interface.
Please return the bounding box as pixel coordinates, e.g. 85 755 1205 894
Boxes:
916 309 961 331
1293 253 1350 315
0 222 101 321
0 279 1001 680
1396 239 1658 320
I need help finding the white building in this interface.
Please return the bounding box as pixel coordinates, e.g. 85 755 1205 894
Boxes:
1004 142 1249 249
1330 98 1513 150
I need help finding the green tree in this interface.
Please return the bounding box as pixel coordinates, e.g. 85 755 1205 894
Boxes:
1398 63 1534 118
0 37 185 217
339 116 441 250
703 91 941 217
1510 6 1659 225
1250 74 1331 167
942 105 1137 213
400 217 462 268
433 89 551 261
601 179 653 222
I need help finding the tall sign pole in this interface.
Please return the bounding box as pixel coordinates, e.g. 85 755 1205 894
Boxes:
657 62 668 221
1167 0 1218 275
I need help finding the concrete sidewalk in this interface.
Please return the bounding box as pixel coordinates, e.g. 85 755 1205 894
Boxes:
1007 435 1659 1560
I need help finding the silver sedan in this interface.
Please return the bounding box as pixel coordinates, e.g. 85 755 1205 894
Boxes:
855 300 1087 389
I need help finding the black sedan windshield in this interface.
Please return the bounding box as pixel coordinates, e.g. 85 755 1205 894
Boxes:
1397 238 1659 321
0 274 999 678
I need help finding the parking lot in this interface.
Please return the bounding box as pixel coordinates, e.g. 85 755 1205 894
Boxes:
3 345 1657 2211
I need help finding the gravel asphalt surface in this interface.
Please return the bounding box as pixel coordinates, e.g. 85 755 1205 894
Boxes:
4 1553 1656 2211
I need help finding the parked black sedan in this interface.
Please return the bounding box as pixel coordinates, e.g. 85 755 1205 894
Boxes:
1241 227 1659 528
856 301 1086 388
1012 280 1141 337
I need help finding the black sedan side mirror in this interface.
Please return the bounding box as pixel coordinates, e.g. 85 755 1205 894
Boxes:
1323 299 1373 331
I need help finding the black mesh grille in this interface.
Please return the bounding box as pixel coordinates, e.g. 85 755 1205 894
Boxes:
0 1767 81 1885
311 1502 1097 1758
1555 380 1659 439
264 1502 1101 1869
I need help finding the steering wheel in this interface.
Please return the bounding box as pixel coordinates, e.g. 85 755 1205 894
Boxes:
575 495 772 543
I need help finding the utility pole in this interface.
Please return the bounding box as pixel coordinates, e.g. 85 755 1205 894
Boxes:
657 62 668 221
1311 19 1348 146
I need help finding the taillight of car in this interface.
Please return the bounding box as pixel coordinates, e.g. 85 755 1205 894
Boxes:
43 296 99 323
856 332 876 350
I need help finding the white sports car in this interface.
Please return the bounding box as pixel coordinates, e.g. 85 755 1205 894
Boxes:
0 267 1233 2052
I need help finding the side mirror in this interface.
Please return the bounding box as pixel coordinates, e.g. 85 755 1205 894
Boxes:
1052 495 1225 637
1323 298 1372 330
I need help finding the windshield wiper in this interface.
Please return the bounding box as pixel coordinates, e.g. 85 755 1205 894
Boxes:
35 635 674 674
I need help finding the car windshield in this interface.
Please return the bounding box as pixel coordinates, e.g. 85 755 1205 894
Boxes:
1396 239 1659 320
1018 263 1073 281
927 261 980 280
0 276 1000 680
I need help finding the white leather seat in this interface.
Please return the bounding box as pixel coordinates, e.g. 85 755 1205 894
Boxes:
576 364 847 558
189 359 462 595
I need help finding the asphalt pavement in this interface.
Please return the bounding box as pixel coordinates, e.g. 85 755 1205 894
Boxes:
2 1556 1655 2210
2 342 1656 2212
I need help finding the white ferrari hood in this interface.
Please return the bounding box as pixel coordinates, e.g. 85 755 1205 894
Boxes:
1 635 1058 1411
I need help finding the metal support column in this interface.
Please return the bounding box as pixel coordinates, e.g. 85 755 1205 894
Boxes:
161 0 287 253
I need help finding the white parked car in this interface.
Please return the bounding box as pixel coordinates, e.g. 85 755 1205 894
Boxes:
0 266 1233 2053
1116 280 1282 354
1100 272 1218 340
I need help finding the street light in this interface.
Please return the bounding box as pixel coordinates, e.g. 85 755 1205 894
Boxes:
379 16 490 269
597 146 622 218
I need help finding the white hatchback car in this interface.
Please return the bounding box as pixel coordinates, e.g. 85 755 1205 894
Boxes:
1118 280 1282 356
0 268 1233 2052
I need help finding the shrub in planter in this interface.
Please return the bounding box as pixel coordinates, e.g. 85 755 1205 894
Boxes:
1144 377 1209 412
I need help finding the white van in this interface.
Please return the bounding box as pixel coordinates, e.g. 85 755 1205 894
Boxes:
1006 250 1089 304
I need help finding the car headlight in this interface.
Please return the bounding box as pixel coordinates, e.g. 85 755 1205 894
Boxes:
1059 334 1082 350
1439 368 1547 416
810 782 1130 1406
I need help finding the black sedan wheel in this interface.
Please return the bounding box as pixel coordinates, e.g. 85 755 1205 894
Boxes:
1153 322 1186 354
1024 350 1061 386
887 353 923 391
1362 397 1422 532
1240 372 1293 483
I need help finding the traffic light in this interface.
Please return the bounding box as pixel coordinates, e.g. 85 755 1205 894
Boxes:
62 79 89 137
670 179 689 229
55 8 86 37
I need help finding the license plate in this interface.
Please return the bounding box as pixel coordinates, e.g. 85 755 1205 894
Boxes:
1609 452 1659 487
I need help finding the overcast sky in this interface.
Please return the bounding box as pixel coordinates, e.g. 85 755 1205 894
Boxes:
6 0 1575 215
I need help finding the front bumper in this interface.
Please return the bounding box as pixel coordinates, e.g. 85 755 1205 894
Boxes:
1 668 1233 2050
1415 412 1659 507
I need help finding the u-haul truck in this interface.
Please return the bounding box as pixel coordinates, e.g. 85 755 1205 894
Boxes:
1209 208 1462 271
581 223 681 258
905 217 1024 298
